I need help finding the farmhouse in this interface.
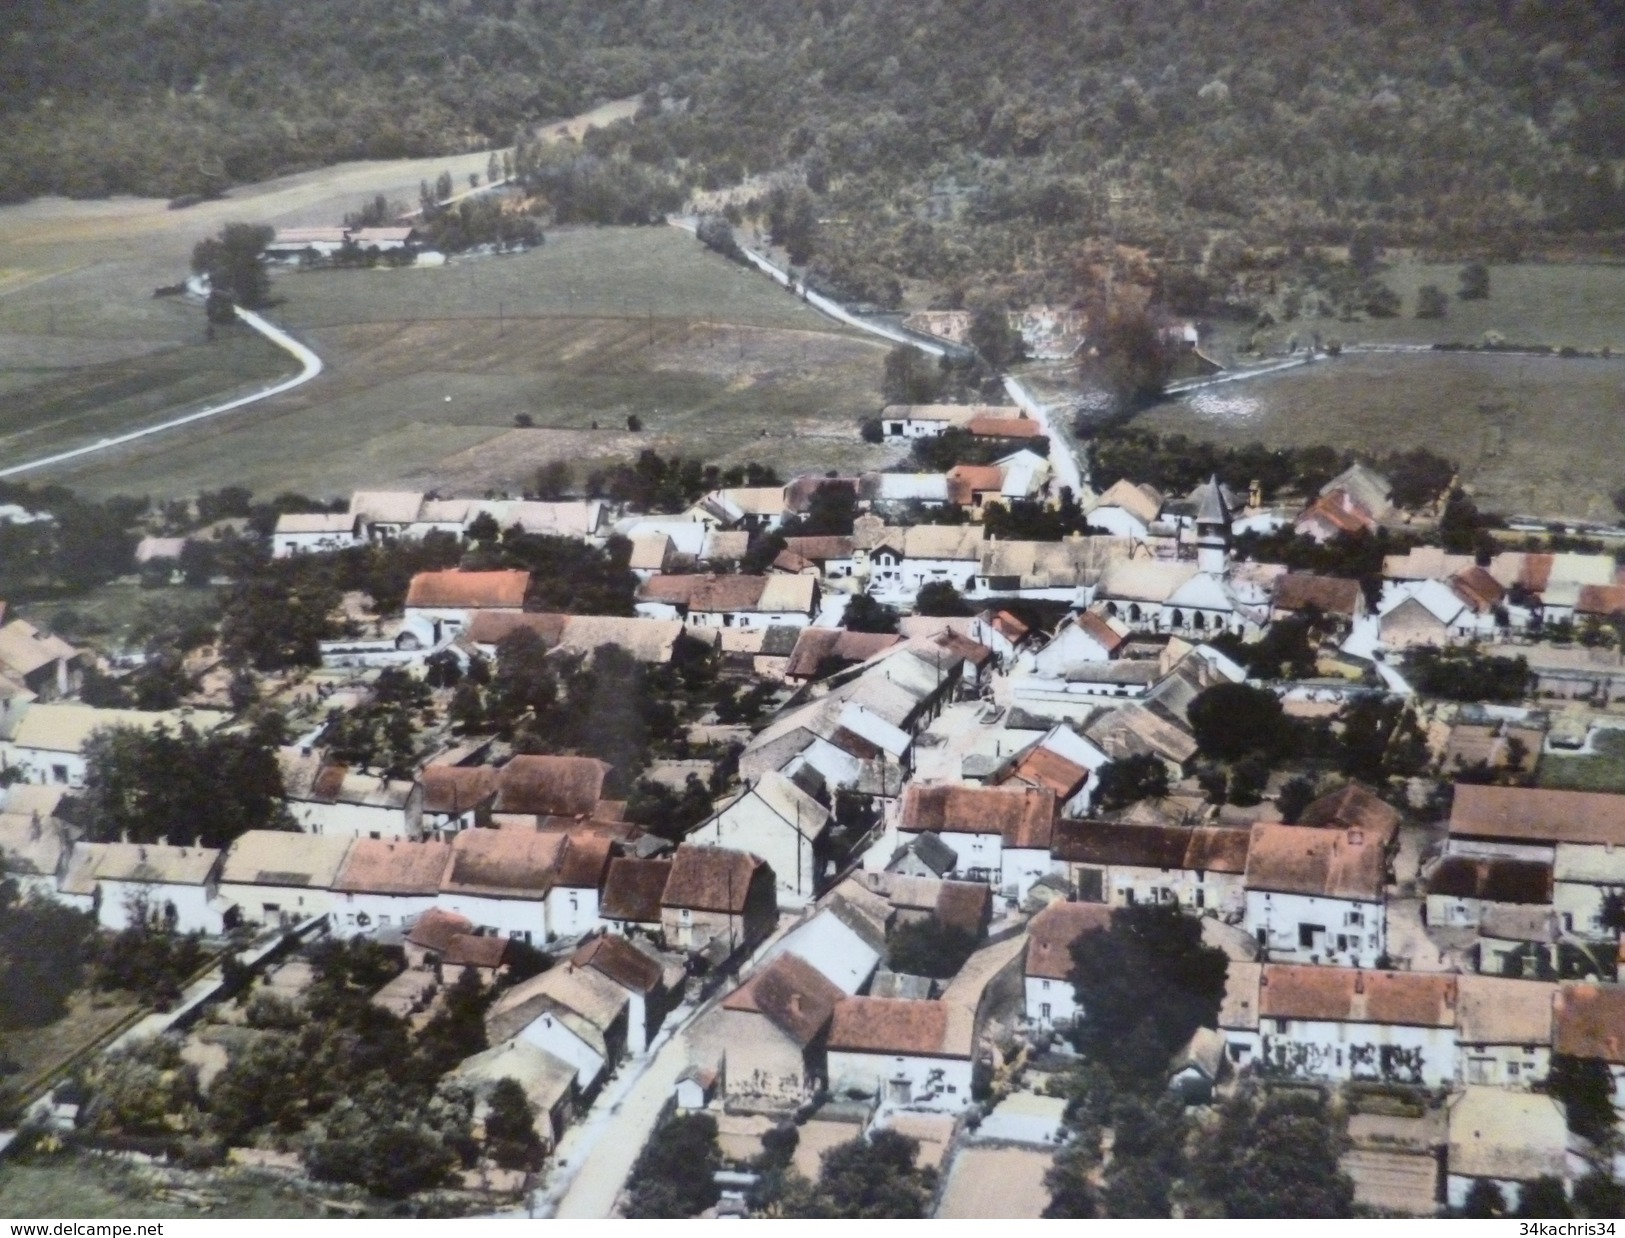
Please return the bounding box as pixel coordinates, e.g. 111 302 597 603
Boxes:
701 952 844 1109
898 783 1057 897
567 933 669 1053
857 522 985 602
993 723 1108 817
278 748 424 840
401 570 530 647
688 770 833 908
69 841 223 935
1455 975 1555 1089
877 404 982 439
271 512 366 558
486 964 630 1095
1446 1087 1578 1212
783 628 903 682
450 1040 577 1153
634 574 818 629
1086 480 1164 540
1052 820 1250 916
1553 983 1625 1114
420 765 501 836
216 830 354 929
0 620 84 701
1243 822 1387 968
331 839 452 932
599 857 672 939
761 901 885 996
0 704 230 789
659 845 777 958
464 611 688 666
1251 965 1459 1087
826 999 970 1111
1023 900 1110 1029
437 828 564 943
493 755 612 823
1270 573 1367 625
1423 855 1552 930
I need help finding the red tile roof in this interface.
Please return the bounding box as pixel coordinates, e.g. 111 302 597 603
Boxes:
570 933 664 995
464 611 569 647
935 881 992 935
828 997 953 1057
1244 822 1385 901
442 828 565 897
1578 585 1625 618
422 765 501 815
1450 566 1506 613
1006 746 1089 800
947 465 1006 508
333 839 452 895
444 933 509 969
989 610 1031 642
1025 902 1111 980
555 833 614 889
966 415 1044 439
900 784 1057 849
635 573 769 612
1259 965 1457 1028
662 845 764 914
407 906 475 953
405 569 530 609
1449 784 1625 847
600 857 671 924
1297 783 1402 847
723 953 843 1046
495 755 611 817
1273 572 1364 617
1553 983 1625 1063
1425 855 1552 904
1073 611 1125 653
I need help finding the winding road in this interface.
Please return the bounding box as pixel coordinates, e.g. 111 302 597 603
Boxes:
0 288 323 481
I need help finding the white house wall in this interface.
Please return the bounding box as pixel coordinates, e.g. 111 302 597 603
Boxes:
1245 890 1384 968
517 1012 608 1089
826 1050 974 1112
98 879 220 935
1026 975 1079 1029
1259 1017 1455 1086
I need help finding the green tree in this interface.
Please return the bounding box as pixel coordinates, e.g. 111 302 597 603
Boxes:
1573 1172 1625 1219
786 1129 934 1218
1415 284 1449 319
1362 279 1401 318
1515 1176 1573 1219
1548 1053 1618 1144
191 223 274 309
968 302 1025 370
881 346 945 405
624 1112 723 1218
1067 903 1227 1085
535 460 571 500
915 580 972 616
1094 754 1169 812
843 593 900 634
1191 1088 1353 1218
1097 312 1173 407
1187 682 1293 762
1276 776 1318 824
0 879 93 1028
1462 1178 1506 1217
1459 261 1491 300
484 1077 542 1170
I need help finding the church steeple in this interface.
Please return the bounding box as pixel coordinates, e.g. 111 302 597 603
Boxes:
1195 475 1231 574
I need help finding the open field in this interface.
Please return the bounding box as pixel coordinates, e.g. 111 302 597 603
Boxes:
0 1155 359 1220
1538 729 1625 793
936 1145 1054 1218
0 990 142 1110
33 227 897 501
1136 351 1625 520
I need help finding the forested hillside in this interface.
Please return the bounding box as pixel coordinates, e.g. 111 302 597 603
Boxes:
6 0 1624 293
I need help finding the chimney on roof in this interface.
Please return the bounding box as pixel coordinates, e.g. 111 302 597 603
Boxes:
1347 827 1364 846
1354 971 1365 994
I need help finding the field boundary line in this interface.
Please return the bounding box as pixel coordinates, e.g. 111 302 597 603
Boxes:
0 282 323 479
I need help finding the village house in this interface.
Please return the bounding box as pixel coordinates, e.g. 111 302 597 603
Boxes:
761 900 886 996
486 965 630 1096
825 999 970 1110
1023 900 1111 1030
270 512 366 558
968 609 1032 669
1052 820 1251 917
0 704 230 788
0 785 72 899
598 856 672 940
688 770 834 909
1446 784 1625 940
436 828 563 944
450 1039 577 1154
859 471 953 509
1086 480 1165 540
419 765 501 837
1376 579 1491 649
330 838 450 933
854 520 984 603
1243 964 1459 1087
216 830 354 929
859 872 992 940
1243 822 1388 968
776 535 859 581
971 537 1125 604
66 841 223 935
1081 703 1200 777
1553 983 1625 1115
876 404 983 439
697 952 844 1110
966 412 1045 442
0 619 84 701
1474 904 1565 978
634 573 818 630
278 748 424 840
465 612 690 666
1423 855 1552 931
1455 975 1555 1089
993 722 1108 817
686 487 790 534
896 783 1057 900
782 628 903 682
1295 463 1396 543
492 755 613 824
1270 573 1367 628
400 569 530 648
1446 1087 1580 1212
659 845 777 958
567 933 670 1053
1021 612 1127 676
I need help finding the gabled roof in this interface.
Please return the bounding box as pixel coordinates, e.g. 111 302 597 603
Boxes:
407 907 475 953
1553 983 1625 1063
966 415 1044 439
1004 744 1089 800
661 845 765 914
219 830 353 888
405 569 530 609
1578 584 1625 617
0 620 80 677
599 857 671 924
487 964 629 1050
333 839 452 895
1297 783 1402 847
900 783 1056 848
1025 901 1111 980
1096 559 1199 605
10 704 230 754
421 765 501 815
784 628 905 679
1450 566 1505 613
1448 1087 1569 1183
1244 822 1385 901
350 490 425 524
570 933 664 995
1092 479 1163 525
1456 976 1554 1046
1319 462 1394 516
556 833 615 889
828 996 952 1057
445 934 510 969
1258 965 1456 1028
1449 783 1625 848
1425 854 1551 904
887 831 957 878
934 881 992 934
723 952 844 1047
1272 573 1363 617
1082 704 1198 767
86 842 219 886
442 829 565 897
273 512 360 536
495 755 610 818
